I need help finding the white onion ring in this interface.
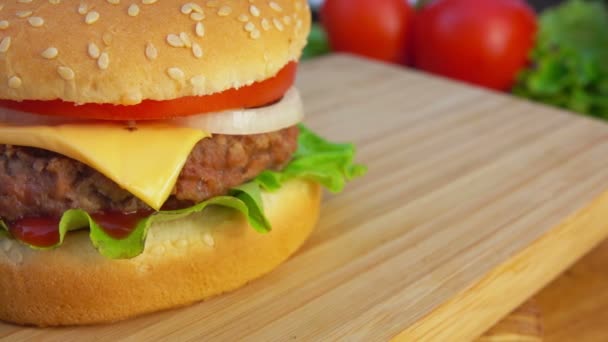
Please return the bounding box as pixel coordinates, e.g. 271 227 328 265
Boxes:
0 87 304 135
170 86 303 134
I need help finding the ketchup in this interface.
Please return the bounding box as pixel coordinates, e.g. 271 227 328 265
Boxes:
8 210 153 247
90 211 153 239
9 217 61 248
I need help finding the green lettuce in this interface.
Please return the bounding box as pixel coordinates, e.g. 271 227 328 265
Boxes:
513 0 608 118
0 125 366 259
301 23 331 60
255 125 367 193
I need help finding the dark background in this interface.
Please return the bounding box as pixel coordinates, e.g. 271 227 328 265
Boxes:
529 0 563 11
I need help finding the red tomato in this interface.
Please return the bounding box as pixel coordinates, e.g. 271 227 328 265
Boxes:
413 0 537 91
0 62 297 120
320 0 413 64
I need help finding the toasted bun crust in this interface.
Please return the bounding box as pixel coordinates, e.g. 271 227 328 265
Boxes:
0 179 321 327
0 0 310 104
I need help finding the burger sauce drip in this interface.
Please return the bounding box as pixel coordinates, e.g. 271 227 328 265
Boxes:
91 211 152 239
8 210 153 247
9 217 61 248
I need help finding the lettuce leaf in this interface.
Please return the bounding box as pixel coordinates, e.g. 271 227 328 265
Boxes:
513 0 608 118
54 194 262 259
0 125 366 259
255 125 367 193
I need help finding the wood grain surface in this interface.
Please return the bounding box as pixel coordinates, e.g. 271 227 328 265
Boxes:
477 300 543 341
2 55 608 340
534 238 608 341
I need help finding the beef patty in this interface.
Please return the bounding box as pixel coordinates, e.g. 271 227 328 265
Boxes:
0 126 298 221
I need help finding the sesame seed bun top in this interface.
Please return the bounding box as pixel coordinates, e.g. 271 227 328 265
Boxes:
0 0 310 105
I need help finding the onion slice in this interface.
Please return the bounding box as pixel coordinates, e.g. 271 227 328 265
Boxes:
0 87 304 135
170 87 303 134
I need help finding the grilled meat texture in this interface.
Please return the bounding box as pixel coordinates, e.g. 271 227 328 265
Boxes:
0 126 298 221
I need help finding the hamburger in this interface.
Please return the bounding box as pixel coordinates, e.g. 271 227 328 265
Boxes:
0 0 365 327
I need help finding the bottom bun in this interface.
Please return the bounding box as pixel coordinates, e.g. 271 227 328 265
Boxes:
0 179 321 327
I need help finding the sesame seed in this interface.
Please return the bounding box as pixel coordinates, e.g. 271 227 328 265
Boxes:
77 3 88 15
182 3 203 14
206 0 219 8
0 21 9 30
0 37 11 53
102 33 113 46
296 18 302 29
179 32 192 48
167 67 185 81
49 0 61 4
261 18 270 31
273 18 283 31
57 66 75 81
142 0 157 4
190 75 205 95
237 14 249 22
88 43 100 58
180 3 192 15
250 29 260 39
190 12 204 21
18 0 33 3
85 11 99 24
282 15 291 25
8 76 21 89
166 33 184 47
269 1 282 12
97 52 110 70
27 16 45 27
295 1 302 11
145 42 157 60
244 22 255 32
137 263 152 273
192 3 204 12
203 233 215 247
41 47 58 59
107 0 120 4
192 42 203 58
16 10 33 18
249 5 260 17
128 4 140 16
217 5 231 16
195 22 204 37
181 3 193 14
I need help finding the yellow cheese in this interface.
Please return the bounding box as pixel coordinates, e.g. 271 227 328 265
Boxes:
0 123 208 210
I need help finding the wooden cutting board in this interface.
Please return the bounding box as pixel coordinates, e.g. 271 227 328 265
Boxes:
477 299 542 341
3 54 608 341
535 237 608 340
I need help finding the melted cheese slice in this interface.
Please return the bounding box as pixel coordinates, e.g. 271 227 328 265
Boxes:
0 123 208 210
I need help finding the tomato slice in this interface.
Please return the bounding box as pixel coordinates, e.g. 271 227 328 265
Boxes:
0 62 297 121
